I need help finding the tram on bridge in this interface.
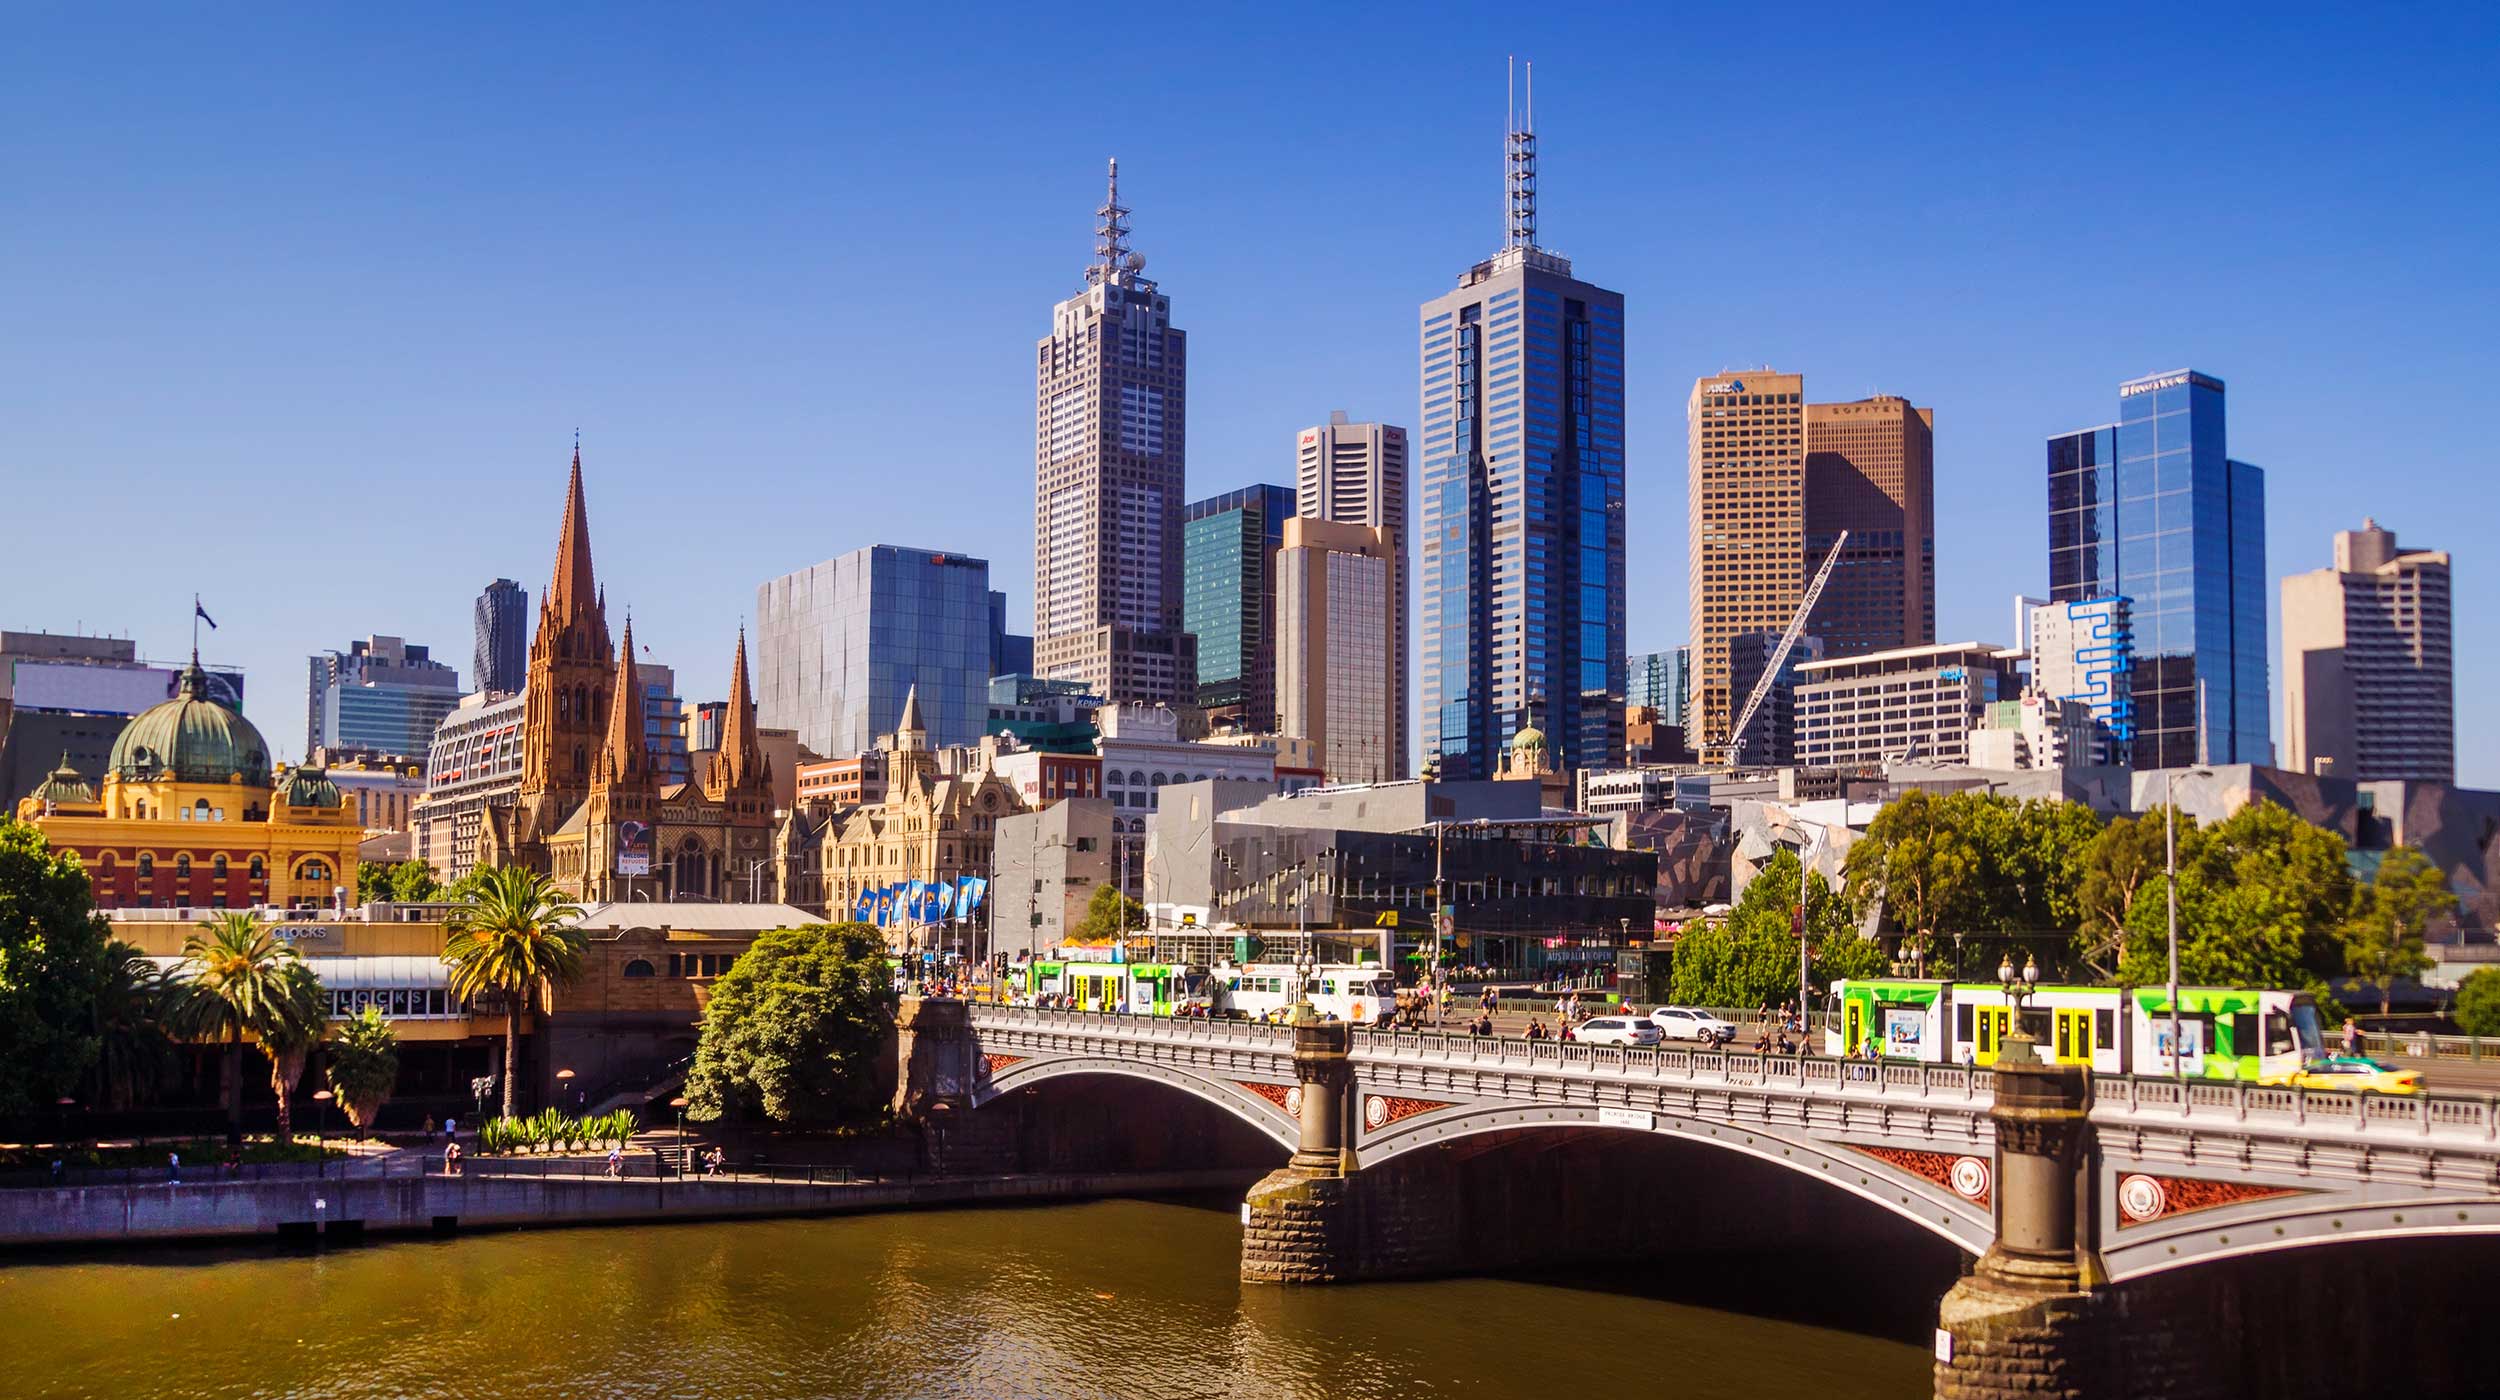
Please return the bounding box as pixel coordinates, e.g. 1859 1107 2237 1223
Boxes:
1011 953 1397 1025
1826 977 2326 1080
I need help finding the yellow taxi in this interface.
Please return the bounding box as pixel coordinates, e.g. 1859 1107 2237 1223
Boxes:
2281 1056 2422 1095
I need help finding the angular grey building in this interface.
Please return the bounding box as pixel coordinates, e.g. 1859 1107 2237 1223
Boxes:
755 545 992 759
1296 412 1410 777
1032 160 1196 707
1418 71 1625 779
473 578 528 697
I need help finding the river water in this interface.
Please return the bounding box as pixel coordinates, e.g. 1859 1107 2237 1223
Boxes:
0 1198 1929 1399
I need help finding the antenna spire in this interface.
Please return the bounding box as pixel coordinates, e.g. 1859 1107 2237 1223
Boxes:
1505 57 1539 251
1088 157 1133 285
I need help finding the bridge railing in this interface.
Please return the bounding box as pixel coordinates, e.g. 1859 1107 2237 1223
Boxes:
2093 1073 2500 1140
1347 1025 1995 1101
2360 1029 2500 1064
969 1003 1293 1049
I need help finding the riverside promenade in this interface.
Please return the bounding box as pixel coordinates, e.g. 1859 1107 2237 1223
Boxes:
0 1154 1259 1249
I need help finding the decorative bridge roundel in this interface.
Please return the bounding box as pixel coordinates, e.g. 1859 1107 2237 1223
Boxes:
2119 1174 2168 1223
1949 1156 1990 1201
1364 1095 1389 1130
1284 1086 1304 1118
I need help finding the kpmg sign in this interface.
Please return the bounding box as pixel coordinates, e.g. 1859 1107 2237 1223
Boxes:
1703 379 1748 395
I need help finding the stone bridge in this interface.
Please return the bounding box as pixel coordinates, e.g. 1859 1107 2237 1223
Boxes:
900 999 2500 1399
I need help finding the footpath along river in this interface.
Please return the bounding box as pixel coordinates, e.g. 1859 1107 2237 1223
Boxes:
0 1195 1932 1399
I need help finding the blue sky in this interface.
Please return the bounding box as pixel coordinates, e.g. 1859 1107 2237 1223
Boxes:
4 3 2493 782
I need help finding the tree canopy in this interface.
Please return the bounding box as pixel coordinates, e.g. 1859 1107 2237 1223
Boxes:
1843 790 2099 980
684 922 896 1126
324 1006 400 1131
1671 850 1887 1009
1070 884 1143 942
2342 847 2454 1014
444 865 587 1118
0 818 114 1120
357 859 442 905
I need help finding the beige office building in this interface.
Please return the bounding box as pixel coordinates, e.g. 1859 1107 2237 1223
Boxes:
2282 519 2453 782
1276 518 1397 785
1687 371 1807 750
1295 412 1408 777
1804 395 1935 657
1033 160 1196 705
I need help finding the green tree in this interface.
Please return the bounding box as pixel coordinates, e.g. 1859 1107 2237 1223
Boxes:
0 818 113 1119
2343 847 2455 1015
84 939 175 1111
171 912 306 1143
2109 800 2358 994
324 1006 400 1131
358 859 442 905
443 865 587 1119
1673 851 1884 1008
254 962 329 1144
2075 812 2173 977
1070 884 1143 942
2187 799 2355 976
2454 968 2500 1038
1843 789 1981 976
684 923 896 1125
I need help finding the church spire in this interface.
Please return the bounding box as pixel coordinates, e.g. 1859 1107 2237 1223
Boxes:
719 627 763 789
549 442 598 623
598 615 652 788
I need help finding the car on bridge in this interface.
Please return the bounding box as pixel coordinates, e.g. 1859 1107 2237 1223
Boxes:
1649 1006 1738 1045
1572 1016 1662 1047
2281 1056 2422 1095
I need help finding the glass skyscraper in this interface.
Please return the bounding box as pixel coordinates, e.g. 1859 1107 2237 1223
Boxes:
2047 369 2268 769
755 545 993 758
1417 89 1625 778
1182 483 1295 732
306 635 461 760
1628 648 1690 727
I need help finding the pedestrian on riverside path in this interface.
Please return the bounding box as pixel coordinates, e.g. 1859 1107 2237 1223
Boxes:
167 1150 180 1185
2342 1019 2363 1057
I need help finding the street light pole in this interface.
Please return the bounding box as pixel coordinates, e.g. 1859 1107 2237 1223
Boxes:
2165 767 2182 1080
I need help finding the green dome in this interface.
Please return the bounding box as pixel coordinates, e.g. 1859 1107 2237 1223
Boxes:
107 662 271 785
31 756 96 807
278 767 343 808
1510 725 1546 753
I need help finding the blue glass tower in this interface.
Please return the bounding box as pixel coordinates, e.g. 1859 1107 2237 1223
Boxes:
1417 77 1626 779
2047 369 2268 769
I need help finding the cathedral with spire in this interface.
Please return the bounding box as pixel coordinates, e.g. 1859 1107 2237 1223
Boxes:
482 447 777 902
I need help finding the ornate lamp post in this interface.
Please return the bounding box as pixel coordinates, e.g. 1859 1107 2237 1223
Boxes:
1997 952 2042 1064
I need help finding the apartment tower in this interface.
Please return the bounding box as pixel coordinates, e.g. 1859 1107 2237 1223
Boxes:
2281 519 2453 782
1181 484 1295 733
1805 395 1935 656
1033 160 1195 706
1295 412 1409 776
1418 65 1627 779
472 578 528 698
1687 370 1807 752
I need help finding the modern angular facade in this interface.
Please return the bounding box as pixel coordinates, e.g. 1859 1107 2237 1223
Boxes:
2030 596 2135 765
987 591 1034 680
755 545 993 760
1032 160 1195 707
1296 412 1410 777
636 662 690 787
1805 395 1935 657
1628 647 1691 727
1418 101 1625 780
306 635 461 760
472 578 528 698
1181 483 1294 732
1688 372 1806 753
2282 519 2453 782
2047 369 2269 769
1276 517 1399 785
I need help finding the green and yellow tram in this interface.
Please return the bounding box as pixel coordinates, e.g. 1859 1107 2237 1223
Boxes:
1825 978 2325 1081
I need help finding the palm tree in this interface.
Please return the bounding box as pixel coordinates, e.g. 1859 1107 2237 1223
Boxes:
86 939 175 1111
173 912 304 1144
254 962 328 1145
443 865 587 1120
324 1006 400 1132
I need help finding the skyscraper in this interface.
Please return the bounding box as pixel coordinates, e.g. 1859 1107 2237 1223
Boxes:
987 590 1034 680
1418 67 1626 779
1726 630 1823 767
2030 596 2135 766
1687 370 1807 753
636 661 690 787
2047 369 2269 768
1277 517 1399 785
306 635 461 759
1033 160 1195 706
473 578 528 697
756 545 993 760
2282 519 2453 782
1182 484 1295 732
1806 395 1935 657
1295 412 1410 778
1627 647 1691 727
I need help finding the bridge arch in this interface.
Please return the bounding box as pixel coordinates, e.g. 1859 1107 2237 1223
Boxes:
2102 1197 2500 1282
1359 1099 1993 1256
976 1055 1300 1155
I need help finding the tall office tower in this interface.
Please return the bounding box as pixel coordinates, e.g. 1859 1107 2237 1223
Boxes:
1182 484 1295 732
1687 370 1808 753
2282 519 2453 782
1296 412 1410 777
1277 517 1400 785
1627 647 1691 727
1418 67 1626 779
635 662 690 786
1725 630 1823 767
987 590 1034 680
1805 395 1935 656
1033 160 1196 706
2047 369 2268 769
306 635 461 759
2030 596 2136 765
473 579 528 697
756 544 993 759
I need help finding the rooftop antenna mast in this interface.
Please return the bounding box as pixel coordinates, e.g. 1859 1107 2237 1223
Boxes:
1506 57 1538 251
1088 157 1132 285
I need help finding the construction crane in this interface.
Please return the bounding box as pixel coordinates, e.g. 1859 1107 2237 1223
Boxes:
1704 530 1848 767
